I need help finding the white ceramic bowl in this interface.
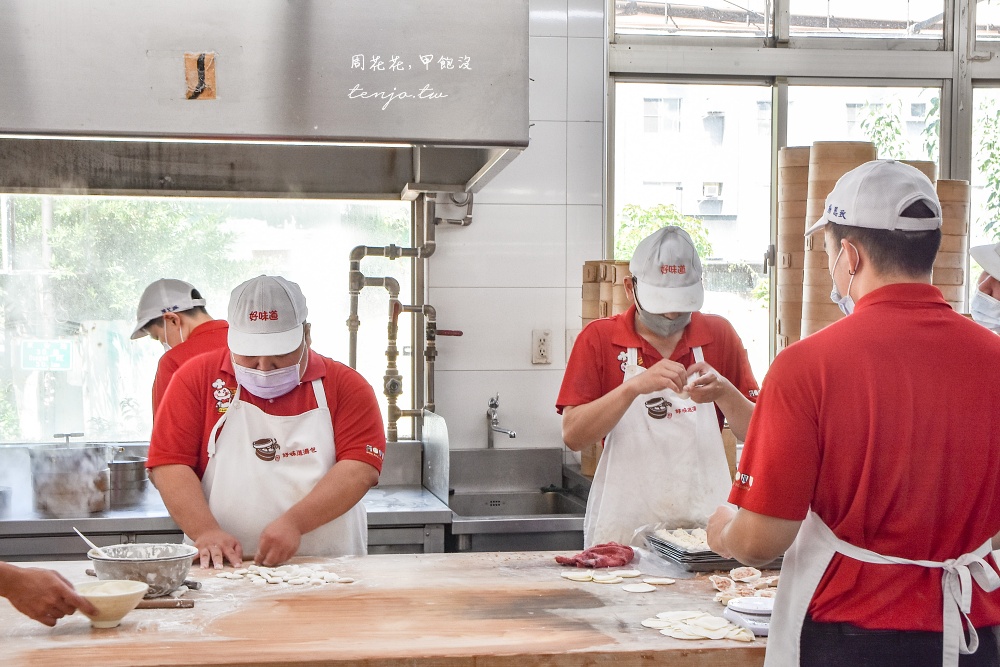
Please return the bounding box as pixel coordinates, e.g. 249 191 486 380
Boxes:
76 579 149 628
88 543 197 598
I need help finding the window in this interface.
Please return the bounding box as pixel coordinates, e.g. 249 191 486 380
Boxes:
616 0 771 38
970 88 1000 298
976 0 1000 41
642 181 684 208
788 0 945 39
616 82 772 381
790 87 940 163
0 195 411 443
644 97 682 133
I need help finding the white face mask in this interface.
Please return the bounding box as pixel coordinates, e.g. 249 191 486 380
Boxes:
971 290 1000 333
829 245 858 316
232 343 307 399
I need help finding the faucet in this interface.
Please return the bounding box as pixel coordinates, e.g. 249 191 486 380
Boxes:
486 393 516 448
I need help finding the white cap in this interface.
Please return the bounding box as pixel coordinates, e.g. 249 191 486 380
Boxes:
131 279 206 340
805 159 942 236
227 275 308 356
971 241 1000 281
628 226 705 314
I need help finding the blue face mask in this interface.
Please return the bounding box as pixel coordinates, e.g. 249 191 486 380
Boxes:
829 245 858 316
971 290 1000 333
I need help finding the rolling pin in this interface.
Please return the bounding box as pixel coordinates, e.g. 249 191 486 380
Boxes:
136 599 194 609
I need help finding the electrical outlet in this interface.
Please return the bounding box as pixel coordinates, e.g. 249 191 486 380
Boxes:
531 329 552 364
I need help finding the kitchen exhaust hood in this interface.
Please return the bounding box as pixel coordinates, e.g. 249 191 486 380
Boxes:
0 0 528 199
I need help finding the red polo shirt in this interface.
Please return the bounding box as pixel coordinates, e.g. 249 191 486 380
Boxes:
152 320 230 416
731 283 1000 631
147 348 386 478
556 306 759 429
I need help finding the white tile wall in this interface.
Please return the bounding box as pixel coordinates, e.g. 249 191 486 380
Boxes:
474 121 567 205
428 0 607 454
530 0 568 37
529 37 568 122
430 286 566 372
568 0 606 37
566 121 604 205
435 369 565 449
567 38 605 122
430 204 566 289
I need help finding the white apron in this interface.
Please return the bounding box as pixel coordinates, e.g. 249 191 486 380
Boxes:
584 346 732 547
199 380 367 558
766 511 1000 667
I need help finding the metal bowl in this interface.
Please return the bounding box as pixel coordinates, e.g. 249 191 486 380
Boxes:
88 543 197 598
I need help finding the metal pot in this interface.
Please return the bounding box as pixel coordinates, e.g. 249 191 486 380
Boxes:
29 444 110 517
109 456 148 509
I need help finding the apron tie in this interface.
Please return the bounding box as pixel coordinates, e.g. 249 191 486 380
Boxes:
810 512 999 667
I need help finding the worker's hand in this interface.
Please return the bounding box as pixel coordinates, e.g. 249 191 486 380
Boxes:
707 505 738 558
1 567 98 627
193 529 243 569
627 358 688 396
685 361 735 405
255 515 302 567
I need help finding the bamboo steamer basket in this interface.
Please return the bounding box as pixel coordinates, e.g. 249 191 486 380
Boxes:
776 146 811 347
935 180 971 307
936 284 966 301
800 142 876 336
779 146 811 168
582 261 602 284
902 160 937 183
939 234 966 254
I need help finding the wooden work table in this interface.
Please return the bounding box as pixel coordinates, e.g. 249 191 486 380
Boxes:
1 551 767 667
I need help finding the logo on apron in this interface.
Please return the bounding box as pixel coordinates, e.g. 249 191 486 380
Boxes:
252 437 280 461
212 378 234 413
644 397 673 419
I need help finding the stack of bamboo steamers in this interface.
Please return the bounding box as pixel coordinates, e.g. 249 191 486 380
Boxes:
775 142 970 349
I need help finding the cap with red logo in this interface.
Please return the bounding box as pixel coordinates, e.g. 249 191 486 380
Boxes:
628 226 705 314
227 275 308 356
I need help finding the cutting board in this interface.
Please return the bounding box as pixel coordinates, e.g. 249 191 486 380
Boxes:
1 552 766 667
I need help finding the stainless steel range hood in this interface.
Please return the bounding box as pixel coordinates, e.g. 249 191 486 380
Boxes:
0 0 528 199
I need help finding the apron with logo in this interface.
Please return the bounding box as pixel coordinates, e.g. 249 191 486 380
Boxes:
766 511 1000 667
583 346 732 547
199 380 367 557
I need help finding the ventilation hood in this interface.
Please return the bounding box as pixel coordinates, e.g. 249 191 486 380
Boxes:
0 0 528 199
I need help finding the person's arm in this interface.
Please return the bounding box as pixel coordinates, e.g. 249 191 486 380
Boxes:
0 562 98 627
149 464 243 569
254 460 380 566
707 505 801 567
562 357 690 450
685 361 755 440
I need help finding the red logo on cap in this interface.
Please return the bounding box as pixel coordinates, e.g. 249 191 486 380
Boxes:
660 265 687 275
249 310 280 322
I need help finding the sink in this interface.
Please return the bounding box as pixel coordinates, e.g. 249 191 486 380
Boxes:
449 490 585 536
449 491 585 518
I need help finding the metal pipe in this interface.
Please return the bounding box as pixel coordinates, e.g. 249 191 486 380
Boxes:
346 193 441 440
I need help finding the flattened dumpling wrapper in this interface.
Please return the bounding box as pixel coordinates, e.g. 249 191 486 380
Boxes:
660 627 704 640
689 615 731 631
641 618 674 629
726 626 756 642
656 610 707 621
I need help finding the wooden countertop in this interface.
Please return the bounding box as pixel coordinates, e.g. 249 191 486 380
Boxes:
1 552 767 667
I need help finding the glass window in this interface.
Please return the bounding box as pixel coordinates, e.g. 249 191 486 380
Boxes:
788 86 941 163
614 82 772 381
977 0 1000 41
970 88 1000 297
788 0 944 39
644 97 682 133
0 195 411 444
616 0 771 38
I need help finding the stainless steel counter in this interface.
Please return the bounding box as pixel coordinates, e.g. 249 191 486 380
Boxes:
0 483 452 559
